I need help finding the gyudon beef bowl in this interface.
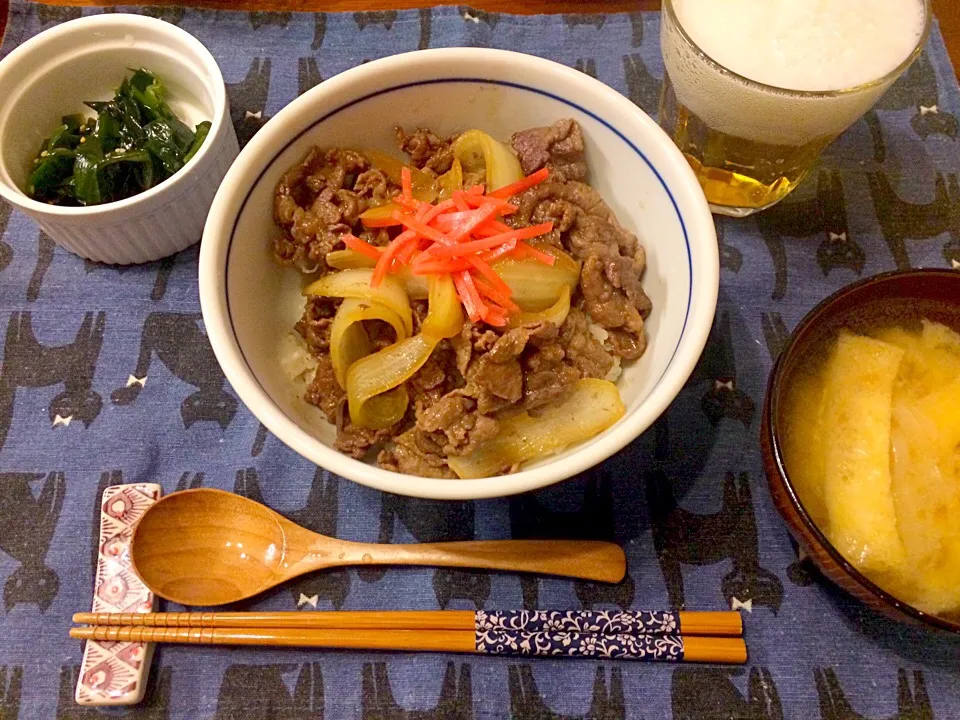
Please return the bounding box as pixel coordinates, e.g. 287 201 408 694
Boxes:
200 49 719 499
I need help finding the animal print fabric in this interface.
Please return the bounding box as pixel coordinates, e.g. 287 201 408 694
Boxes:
1 3 960 718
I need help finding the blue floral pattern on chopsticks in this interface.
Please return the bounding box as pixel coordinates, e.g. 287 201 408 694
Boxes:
475 629 685 661
475 609 680 635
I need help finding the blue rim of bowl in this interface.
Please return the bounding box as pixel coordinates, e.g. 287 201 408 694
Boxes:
225 78 695 472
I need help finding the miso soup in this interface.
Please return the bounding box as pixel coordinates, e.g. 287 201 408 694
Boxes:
778 299 960 620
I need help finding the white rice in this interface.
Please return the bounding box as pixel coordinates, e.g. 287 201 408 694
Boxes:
588 323 609 344
279 332 318 384
586 320 622 382
604 356 622 383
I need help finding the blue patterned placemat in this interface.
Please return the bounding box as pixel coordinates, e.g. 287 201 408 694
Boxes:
2 3 960 718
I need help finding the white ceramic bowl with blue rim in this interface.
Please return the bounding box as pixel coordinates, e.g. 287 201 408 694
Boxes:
199 48 719 500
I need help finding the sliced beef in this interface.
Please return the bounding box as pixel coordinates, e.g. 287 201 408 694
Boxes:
486 328 531 362
523 362 580 411
396 127 455 174
603 247 652 316
560 307 617 378
579 256 647 360
472 326 501 353
401 330 523 460
462 328 530 414
273 148 373 272
378 429 457 479
447 320 588 412
334 422 395 459
366 320 399 353
409 341 459 417
467 360 522 415
303 357 344 423
608 328 647 360
515 181 639 259
450 325 474 376
296 297 341 356
415 394 500 457
449 323 502 378
523 320 563 345
353 168 395 204
411 300 430 335
518 311 613 410
513 179 651 358
511 119 588 183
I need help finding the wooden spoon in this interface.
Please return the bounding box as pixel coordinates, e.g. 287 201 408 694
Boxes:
129 489 626 606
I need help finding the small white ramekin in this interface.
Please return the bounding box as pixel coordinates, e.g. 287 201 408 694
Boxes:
0 14 238 264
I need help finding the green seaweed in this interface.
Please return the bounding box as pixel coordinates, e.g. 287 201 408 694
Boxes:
26 69 211 206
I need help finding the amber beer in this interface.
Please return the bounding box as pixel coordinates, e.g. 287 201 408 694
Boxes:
658 0 929 216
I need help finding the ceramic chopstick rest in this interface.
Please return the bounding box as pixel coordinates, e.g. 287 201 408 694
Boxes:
75 483 162 706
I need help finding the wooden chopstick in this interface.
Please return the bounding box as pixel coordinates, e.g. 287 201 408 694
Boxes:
70 625 746 664
72 611 478 631
72 609 742 637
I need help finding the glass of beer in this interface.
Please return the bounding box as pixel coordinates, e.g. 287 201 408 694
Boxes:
658 0 930 217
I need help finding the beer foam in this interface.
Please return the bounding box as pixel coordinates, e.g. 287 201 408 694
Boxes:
673 0 925 92
662 0 925 145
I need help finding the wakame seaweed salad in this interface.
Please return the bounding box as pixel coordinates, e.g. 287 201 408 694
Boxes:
26 69 212 206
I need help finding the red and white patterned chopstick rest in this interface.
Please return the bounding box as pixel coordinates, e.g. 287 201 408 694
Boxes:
75 483 162 706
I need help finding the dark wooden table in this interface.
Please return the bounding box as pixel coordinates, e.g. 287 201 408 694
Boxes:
3 0 958 74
